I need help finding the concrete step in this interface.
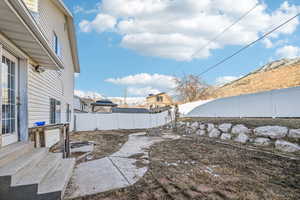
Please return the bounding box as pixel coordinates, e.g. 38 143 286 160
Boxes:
0 148 48 177
38 158 75 200
11 153 62 187
0 142 34 167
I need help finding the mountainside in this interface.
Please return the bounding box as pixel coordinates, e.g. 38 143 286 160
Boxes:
210 57 300 99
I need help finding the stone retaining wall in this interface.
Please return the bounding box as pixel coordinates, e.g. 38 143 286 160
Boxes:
177 121 300 153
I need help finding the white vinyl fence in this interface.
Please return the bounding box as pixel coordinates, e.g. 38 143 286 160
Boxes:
74 111 173 132
187 86 300 118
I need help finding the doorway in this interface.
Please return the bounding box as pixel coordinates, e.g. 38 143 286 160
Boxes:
1 49 18 146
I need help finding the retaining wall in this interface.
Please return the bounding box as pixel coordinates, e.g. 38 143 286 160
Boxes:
178 121 300 153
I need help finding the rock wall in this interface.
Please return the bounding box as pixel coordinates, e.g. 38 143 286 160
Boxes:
177 121 300 153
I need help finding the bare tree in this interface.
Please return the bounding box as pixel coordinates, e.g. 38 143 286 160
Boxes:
174 75 211 102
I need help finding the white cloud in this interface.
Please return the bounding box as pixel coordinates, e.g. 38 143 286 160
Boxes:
276 45 300 59
79 0 300 61
73 4 100 14
79 14 117 33
262 38 288 49
106 73 176 89
127 87 161 96
74 6 85 14
262 38 273 48
74 90 103 99
106 73 177 96
215 76 241 86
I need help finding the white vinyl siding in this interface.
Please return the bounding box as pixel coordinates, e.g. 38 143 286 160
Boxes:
38 0 64 61
27 0 75 130
28 65 63 127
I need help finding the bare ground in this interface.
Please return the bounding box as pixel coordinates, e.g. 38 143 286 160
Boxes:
70 135 300 200
69 129 144 162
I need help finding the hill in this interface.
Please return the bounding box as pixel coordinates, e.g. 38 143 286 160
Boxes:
210 58 300 99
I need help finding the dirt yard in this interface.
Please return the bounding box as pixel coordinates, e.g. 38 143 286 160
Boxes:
69 129 143 162
70 135 300 200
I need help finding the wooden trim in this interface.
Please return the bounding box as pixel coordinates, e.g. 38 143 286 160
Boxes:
29 123 70 157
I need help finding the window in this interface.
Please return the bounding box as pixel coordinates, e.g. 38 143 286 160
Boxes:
53 32 61 57
2 56 16 134
66 104 71 122
156 96 163 102
50 98 61 124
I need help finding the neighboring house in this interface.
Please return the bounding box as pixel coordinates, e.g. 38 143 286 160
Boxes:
91 100 118 113
80 97 95 112
112 107 150 114
0 0 79 199
74 96 88 113
146 92 174 109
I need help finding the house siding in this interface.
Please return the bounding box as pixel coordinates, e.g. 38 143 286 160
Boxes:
27 0 75 129
28 65 63 126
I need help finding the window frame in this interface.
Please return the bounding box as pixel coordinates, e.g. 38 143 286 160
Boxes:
53 32 62 57
50 98 61 124
66 103 71 123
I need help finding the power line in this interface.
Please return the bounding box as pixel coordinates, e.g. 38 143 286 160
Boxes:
174 3 259 76
190 3 259 60
198 12 300 76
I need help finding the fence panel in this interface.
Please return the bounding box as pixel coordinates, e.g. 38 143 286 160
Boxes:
273 87 300 117
187 86 300 118
76 113 97 131
75 111 172 132
117 113 135 129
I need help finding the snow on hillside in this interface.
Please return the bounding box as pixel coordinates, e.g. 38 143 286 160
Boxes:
179 99 213 115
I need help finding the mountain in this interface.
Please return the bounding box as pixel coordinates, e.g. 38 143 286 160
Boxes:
210 57 300 99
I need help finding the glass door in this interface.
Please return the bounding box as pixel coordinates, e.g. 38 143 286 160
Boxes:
1 49 18 146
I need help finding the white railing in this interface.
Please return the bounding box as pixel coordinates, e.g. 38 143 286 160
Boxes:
187 86 300 118
74 111 174 132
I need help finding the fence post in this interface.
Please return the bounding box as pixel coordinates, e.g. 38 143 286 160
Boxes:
74 115 77 132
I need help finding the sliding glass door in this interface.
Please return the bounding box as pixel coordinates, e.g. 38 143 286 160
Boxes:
1 49 18 146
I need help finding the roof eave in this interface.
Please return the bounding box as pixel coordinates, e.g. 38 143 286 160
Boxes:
51 0 80 73
7 0 64 70
67 17 80 73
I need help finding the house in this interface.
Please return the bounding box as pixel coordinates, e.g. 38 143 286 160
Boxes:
0 0 80 199
80 97 96 112
74 96 88 113
146 92 174 109
91 99 118 113
112 107 150 114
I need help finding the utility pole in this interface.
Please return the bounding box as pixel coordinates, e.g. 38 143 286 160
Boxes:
124 87 128 107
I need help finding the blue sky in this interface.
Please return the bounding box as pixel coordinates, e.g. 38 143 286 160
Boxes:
64 0 300 98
